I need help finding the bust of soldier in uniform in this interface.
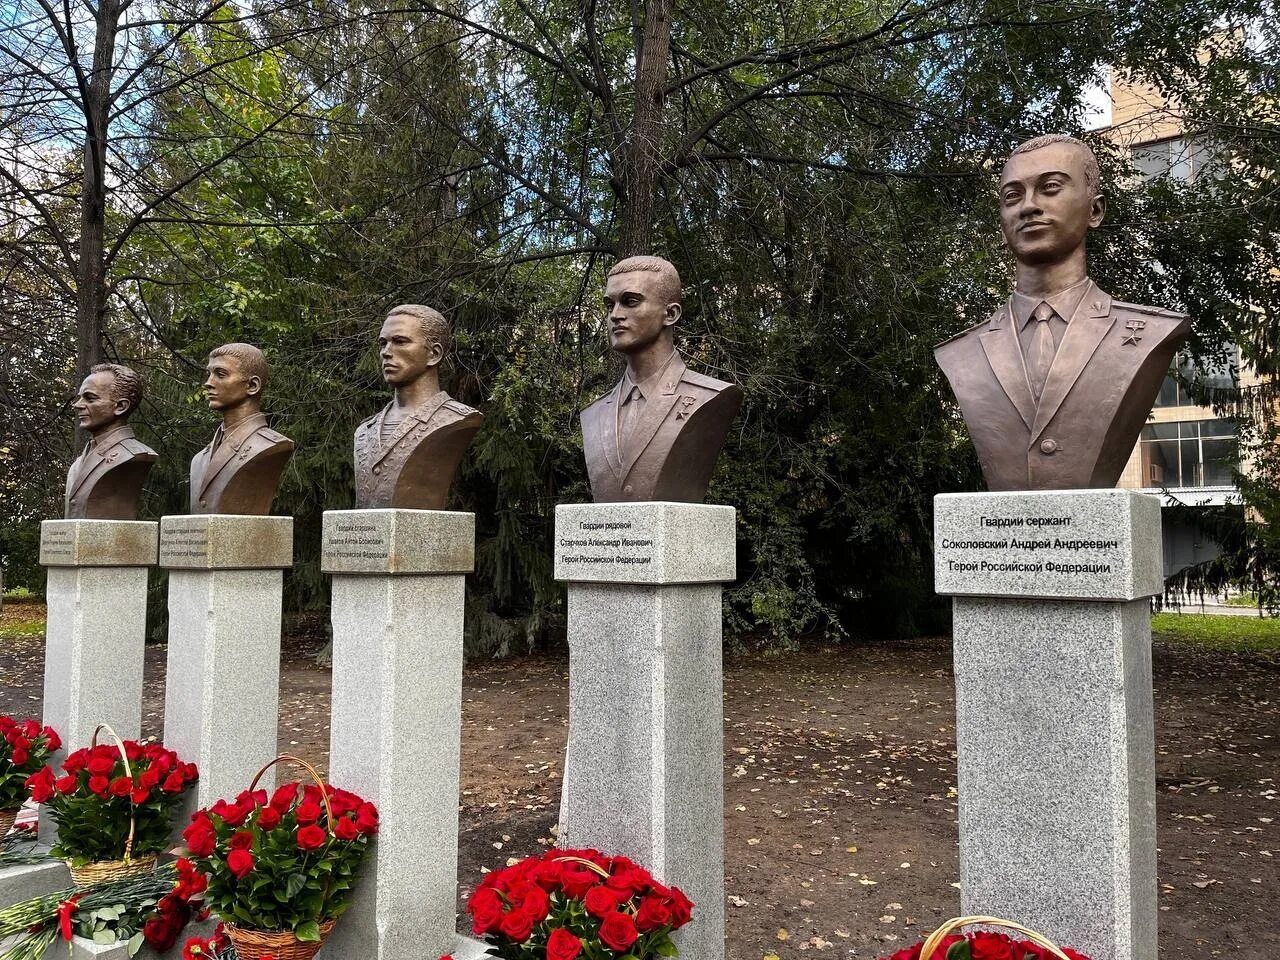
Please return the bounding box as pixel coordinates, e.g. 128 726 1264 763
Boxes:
353 304 484 510
64 363 158 520
190 343 295 514
580 256 743 502
935 134 1190 490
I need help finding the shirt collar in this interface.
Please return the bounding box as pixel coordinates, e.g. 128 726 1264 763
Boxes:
1012 277 1092 329
89 422 133 452
620 350 678 404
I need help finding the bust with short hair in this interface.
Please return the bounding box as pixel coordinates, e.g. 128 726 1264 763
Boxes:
580 255 743 502
189 342 295 514
934 134 1191 490
353 304 484 509
64 363 159 520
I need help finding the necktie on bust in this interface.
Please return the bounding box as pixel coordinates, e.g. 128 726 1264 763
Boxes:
1028 301 1057 400
620 384 643 445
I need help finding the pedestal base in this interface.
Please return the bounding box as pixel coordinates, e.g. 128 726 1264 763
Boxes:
161 516 291 814
319 509 473 960
556 502 735 960
936 490 1160 960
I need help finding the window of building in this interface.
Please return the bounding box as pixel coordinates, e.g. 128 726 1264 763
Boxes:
1139 418 1236 487
1131 136 1210 182
1153 347 1238 408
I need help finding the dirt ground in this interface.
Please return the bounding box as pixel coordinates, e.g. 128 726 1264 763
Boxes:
1 602 1276 959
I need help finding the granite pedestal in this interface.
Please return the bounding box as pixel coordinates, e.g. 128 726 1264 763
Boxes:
29 519 155 878
555 502 736 960
935 490 1162 960
319 509 473 960
160 515 291 815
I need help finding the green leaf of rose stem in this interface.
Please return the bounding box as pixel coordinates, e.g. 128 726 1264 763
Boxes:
296 919 322 942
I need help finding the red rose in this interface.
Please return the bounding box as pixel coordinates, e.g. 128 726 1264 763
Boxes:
294 800 322 825
636 894 673 932
468 887 503 935
296 824 327 850
547 928 582 960
88 775 110 796
560 865 598 899
110 776 134 797
970 932 1015 960
270 782 298 813
230 830 255 851
257 806 281 830
163 771 186 793
499 907 534 942
335 816 359 841
355 802 379 835
227 849 254 879
139 768 161 790
665 887 693 928
888 945 924 960
598 912 638 952
183 821 216 858
26 766 56 803
42 726 61 751
143 913 184 951
584 886 618 918
61 751 86 774
521 885 551 923
55 774 78 794
11 746 29 766
132 787 151 805
216 800 250 827
533 858 563 890
87 755 115 777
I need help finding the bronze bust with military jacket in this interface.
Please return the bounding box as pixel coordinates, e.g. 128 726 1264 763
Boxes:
581 256 742 503
353 304 483 510
190 343 295 514
64 363 158 520
935 135 1190 490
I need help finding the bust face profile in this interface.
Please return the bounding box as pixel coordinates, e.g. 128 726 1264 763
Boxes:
353 304 483 510
998 137 1104 269
604 258 682 356
189 343 294 515
64 363 158 520
933 135 1191 491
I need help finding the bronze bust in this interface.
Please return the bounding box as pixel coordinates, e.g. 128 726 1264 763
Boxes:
581 256 742 502
64 363 158 520
935 135 1190 490
190 343 295 514
353 304 484 509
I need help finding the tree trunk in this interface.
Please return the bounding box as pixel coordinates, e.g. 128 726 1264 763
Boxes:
75 0 120 385
618 0 672 258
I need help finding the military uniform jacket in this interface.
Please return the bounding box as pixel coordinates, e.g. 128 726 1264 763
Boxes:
354 391 483 509
934 280 1190 490
581 352 743 502
189 411 294 514
64 423 158 520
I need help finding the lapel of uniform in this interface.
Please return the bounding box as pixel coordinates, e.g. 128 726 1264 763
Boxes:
621 354 685 477
373 391 448 468
1030 283 1114 442
596 380 624 480
978 303 1036 431
67 443 102 500
70 425 132 500
199 414 264 498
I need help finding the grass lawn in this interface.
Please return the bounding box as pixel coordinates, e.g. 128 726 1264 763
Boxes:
1152 610 1280 651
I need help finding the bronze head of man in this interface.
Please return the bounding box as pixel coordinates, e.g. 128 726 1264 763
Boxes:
352 303 483 510
64 363 158 520
934 134 1190 491
579 255 742 503
189 342 294 514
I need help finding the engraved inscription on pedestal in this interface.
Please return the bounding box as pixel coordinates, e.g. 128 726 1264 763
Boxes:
161 518 211 564
40 519 160 567
934 490 1163 602
321 509 474 576
557 516 658 571
324 517 391 565
40 527 74 563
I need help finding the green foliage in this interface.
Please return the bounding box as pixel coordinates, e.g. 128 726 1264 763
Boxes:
1151 612 1280 652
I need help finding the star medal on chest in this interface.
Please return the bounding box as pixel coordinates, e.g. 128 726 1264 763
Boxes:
675 395 697 420
1122 319 1146 346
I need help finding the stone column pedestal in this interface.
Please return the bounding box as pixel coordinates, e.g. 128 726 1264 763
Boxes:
34 519 156 859
935 490 1163 960
160 515 292 813
555 502 736 960
319 509 474 960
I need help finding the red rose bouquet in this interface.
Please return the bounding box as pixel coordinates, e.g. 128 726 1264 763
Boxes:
181 755 378 960
881 917 1089 960
31 728 196 881
1 716 60 832
467 847 693 960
